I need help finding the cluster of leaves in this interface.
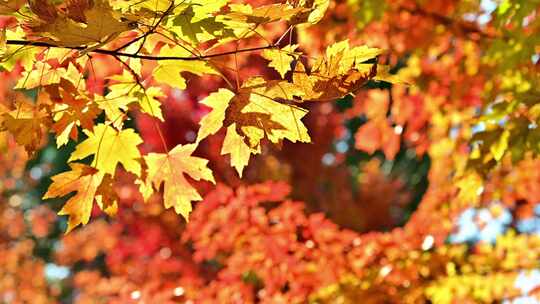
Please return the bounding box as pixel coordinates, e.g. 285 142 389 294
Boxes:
0 0 394 232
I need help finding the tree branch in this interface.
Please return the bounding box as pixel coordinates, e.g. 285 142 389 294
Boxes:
6 40 276 61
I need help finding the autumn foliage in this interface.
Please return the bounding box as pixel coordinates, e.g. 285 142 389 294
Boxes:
0 0 540 303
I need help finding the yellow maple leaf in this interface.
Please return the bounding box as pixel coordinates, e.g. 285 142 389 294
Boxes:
291 41 380 101
0 28 5 57
100 74 138 127
51 100 100 147
235 77 310 145
153 45 218 90
242 86 310 145
15 62 79 89
95 174 119 217
168 11 225 45
143 144 215 219
262 44 299 79
28 0 133 47
113 0 172 13
224 3 305 25
107 71 165 121
221 124 260 177
136 86 165 121
289 0 329 24
190 0 228 22
96 93 133 129
69 123 143 176
0 28 40 72
196 79 310 176
328 42 381 74
196 88 235 143
0 96 49 154
43 163 104 233
46 79 102 147
307 0 329 23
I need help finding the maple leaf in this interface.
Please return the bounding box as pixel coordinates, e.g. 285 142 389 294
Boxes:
0 28 40 72
46 79 101 147
96 93 133 129
69 123 143 176
136 87 165 121
221 123 260 177
105 73 166 122
306 0 330 23
196 88 235 143
113 0 172 13
95 173 119 217
43 163 104 233
289 0 330 24
168 6 229 45
300 41 381 100
98 76 138 127
262 45 299 79
27 0 133 47
136 178 154 202
218 78 310 149
324 41 382 74
15 62 80 89
190 0 228 23
0 96 50 154
292 52 378 102
223 3 305 25
196 80 310 176
237 85 310 146
143 144 215 219
153 45 218 90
